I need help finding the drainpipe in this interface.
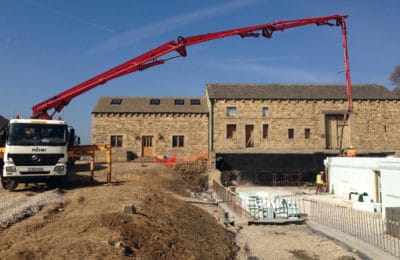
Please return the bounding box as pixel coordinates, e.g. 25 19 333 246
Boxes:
209 98 215 152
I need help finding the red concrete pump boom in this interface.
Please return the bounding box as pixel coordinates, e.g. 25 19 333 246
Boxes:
32 14 352 119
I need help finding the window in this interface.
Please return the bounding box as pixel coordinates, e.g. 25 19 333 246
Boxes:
263 124 269 139
305 128 310 139
226 124 236 139
172 135 184 147
174 99 185 105
150 99 160 105
111 135 123 147
288 128 294 139
190 99 201 105
142 136 152 147
262 107 269 117
110 98 122 105
245 125 254 147
226 107 237 116
8 123 67 146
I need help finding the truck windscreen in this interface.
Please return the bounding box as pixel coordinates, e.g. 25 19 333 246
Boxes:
7 123 67 146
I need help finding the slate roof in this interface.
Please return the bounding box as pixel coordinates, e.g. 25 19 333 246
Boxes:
206 84 400 100
92 97 209 114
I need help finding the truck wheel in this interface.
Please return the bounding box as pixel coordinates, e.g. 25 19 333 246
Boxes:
1 178 19 191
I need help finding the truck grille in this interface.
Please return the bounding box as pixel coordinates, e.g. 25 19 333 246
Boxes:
9 153 64 166
20 171 51 175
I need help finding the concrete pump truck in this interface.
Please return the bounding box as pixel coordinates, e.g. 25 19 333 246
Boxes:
0 14 353 190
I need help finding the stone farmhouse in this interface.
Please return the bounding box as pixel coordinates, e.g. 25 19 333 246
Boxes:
92 84 400 184
92 97 209 161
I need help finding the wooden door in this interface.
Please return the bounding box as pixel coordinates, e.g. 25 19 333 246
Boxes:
325 115 349 149
142 136 154 157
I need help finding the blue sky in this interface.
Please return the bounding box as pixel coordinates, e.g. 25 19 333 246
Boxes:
1 0 399 144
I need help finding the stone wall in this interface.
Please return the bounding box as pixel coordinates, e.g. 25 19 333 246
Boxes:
217 153 327 185
351 100 400 150
92 113 208 162
210 99 400 154
91 98 400 162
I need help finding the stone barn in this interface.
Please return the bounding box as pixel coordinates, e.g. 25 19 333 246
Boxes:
206 83 400 184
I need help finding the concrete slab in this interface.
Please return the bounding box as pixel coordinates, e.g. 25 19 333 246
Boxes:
248 218 306 225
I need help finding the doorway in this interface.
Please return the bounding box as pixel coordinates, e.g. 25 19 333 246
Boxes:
141 136 154 157
374 171 381 203
325 114 349 149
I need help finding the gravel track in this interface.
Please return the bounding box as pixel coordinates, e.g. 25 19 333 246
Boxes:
0 189 64 228
235 224 361 259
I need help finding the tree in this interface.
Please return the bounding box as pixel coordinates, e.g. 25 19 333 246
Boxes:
390 65 400 87
393 86 400 97
390 65 400 97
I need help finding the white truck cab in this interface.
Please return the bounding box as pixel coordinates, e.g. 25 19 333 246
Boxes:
1 118 68 190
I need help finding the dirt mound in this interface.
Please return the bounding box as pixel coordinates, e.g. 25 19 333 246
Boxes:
174 160 209 193
0 162 237 259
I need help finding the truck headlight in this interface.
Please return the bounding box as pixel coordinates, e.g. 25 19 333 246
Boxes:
54 165 65 172
6 166 17 172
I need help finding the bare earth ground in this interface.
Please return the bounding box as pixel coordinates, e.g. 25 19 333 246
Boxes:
235 225 361 260
0 161 360 259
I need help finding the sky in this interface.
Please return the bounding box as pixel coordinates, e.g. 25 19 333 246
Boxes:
1 0 399 144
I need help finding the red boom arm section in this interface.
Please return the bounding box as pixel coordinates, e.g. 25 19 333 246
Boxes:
32 14 352 119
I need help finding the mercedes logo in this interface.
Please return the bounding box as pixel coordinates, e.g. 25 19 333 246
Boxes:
32 154 41 162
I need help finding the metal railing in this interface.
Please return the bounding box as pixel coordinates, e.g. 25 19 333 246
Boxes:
212 180 252 220
302 199 400 257
212 181 400 257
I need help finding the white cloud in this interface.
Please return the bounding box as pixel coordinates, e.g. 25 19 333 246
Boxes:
197 58 341 83
249 64 323 83
28 1 115 33
90 0 262 53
